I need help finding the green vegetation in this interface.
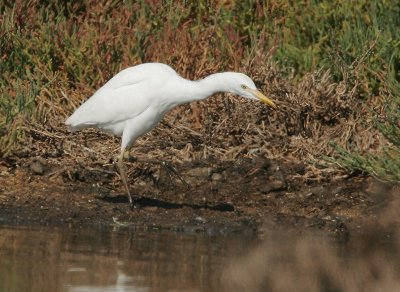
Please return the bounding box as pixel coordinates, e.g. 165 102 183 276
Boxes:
330 82 400 182
0 0 399 181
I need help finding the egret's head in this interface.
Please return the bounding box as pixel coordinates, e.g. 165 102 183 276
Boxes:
229 73 276 108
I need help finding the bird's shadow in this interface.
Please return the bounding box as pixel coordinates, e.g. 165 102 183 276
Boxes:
98 195 234 212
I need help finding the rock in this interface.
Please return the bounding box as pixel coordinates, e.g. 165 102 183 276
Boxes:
261 179 287 193
0 164 9 176
211 173 224 181
30 157 46 175
308 186 325 197
252 157 272 170
293 163 306 175
195 216 207 224
186 167 212 178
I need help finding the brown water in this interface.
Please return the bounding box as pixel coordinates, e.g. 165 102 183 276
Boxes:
0 225 256 292
2 224 400 292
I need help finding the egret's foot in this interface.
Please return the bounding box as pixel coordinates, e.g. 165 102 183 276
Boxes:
129 198 142 210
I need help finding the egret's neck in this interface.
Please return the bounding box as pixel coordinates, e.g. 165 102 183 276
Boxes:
171 73 233 105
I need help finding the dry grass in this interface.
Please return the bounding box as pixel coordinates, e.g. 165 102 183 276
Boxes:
1 0 399 181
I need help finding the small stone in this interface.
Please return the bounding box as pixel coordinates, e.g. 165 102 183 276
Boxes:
293 163 306 175
195 216 207 223
211 173 223 181
308 186 325 196
0 165 9 176
252 157 272 170
186 167 212 178
30 160 44 175
35 156 47 165
261 179 286 193
332 187 343 195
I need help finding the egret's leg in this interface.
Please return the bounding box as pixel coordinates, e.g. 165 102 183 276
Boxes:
118 148 133 205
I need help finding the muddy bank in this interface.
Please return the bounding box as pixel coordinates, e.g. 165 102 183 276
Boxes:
1 154 396 238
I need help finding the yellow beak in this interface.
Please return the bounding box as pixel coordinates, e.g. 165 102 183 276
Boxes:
249 89 276 108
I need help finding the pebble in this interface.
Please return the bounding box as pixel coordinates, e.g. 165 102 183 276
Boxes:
261 179 286 193
293 163 306 175
30 158 46 175
308 186 325 196
0 165 9 176
211 173 224 181
186 167 212 178
195 216 207 223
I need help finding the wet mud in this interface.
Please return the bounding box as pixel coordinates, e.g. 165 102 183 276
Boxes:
1 155 395 239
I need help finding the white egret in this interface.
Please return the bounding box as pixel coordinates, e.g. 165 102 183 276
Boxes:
66 63 276 205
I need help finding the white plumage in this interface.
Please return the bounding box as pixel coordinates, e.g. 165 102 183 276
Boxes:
66 63 275 205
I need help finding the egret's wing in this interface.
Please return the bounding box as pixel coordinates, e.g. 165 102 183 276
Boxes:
105 63 176 89
66 82 153 130
65 63 176 131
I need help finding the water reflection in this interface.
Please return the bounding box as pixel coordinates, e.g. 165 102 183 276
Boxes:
2 224 399 292
222 232 400 292
0 225 255 292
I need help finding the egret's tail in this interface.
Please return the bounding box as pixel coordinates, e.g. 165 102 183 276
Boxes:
65 113 92 132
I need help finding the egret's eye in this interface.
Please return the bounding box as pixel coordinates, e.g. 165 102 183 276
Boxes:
241 84 248 89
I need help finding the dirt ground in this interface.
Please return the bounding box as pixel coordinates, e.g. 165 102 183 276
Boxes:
1 149 397 239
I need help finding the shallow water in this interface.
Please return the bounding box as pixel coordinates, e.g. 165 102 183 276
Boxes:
0 224 256 292
2 223 400 292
